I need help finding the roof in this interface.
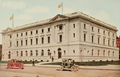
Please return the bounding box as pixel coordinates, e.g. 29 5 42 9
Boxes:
1 11 118 33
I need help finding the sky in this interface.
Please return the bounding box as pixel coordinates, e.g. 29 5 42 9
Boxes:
0 0 120 44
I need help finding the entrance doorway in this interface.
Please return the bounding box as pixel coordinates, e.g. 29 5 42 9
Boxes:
58 48 62 59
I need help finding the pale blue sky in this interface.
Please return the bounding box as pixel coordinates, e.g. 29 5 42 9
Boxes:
0 0 120 44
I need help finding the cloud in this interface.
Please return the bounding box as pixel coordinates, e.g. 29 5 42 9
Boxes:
26 5 49 13
2 1 25 10
16 14 32 20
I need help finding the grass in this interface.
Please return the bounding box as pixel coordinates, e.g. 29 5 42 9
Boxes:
0 61 8 63
42 60 120 66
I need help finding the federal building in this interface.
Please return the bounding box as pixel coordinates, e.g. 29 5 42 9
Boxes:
1 11 119 62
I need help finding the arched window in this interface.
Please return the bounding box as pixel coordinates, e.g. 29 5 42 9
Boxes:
30 50 33 56
41 50 44 56
36 50 38 56
26 51 28 56
21 51 23 56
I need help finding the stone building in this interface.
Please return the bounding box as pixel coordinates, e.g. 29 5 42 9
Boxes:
0 44 2 61
116 36 120 59
1 11 119 62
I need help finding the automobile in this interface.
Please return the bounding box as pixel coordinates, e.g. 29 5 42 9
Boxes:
6 59 24 69
60 58 79 71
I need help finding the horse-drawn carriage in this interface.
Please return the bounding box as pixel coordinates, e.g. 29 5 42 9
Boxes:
60 58 79 71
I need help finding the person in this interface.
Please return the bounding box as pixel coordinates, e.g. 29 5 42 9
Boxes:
52 56 54 62
32 59 35 66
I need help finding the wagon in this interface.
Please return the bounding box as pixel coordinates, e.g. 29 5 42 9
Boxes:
60 58 79 71
6 59 24 69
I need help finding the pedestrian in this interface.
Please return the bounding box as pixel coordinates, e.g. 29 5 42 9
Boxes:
52 56 54 62
32 59 35 66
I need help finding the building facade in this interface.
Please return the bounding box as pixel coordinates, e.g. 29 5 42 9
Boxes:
0 44 2 61
1 12 119 62
116 36 120 59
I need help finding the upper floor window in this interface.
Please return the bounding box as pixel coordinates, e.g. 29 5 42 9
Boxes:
59 25 63 30
59 35 62 42
103 50 105 56
26 40 27 45
36 30 38 34
92 35 94 43
73 33 75 38
21 40 23 46
73 24 75 28
108 32 110 36
98 37 100 44
10 42 12 47
30 50 33 56
17 34 18 37
41 50 44 56
98 50 100 56
112 51 114 57
26 51 28 56
84 24 86 29
36 50 38 56
113 33 114 37
48 36 50 43
17 51 18 56
36 38 38 44
84 34 86 41
98 29 100 33
92 27 94 31
21 33 23 36
21 51 23 56
26 32 27 36
108 39 110 46
48 28 50 32
112 40 114 46
42 37 44 44
42 29 44 33
17 41 18 46
103 30 105 35
73 50 75 53
31 39 32 45
10 35 12 38
31 31 32 35
103 38 105 45
64 50 66 54
108 51 110 56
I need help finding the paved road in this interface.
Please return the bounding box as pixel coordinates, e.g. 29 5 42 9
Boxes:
0 65 120 77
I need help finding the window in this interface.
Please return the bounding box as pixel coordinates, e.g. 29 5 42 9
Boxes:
103 38 105 45
42 37 44 44
48 49 50 55
10 35 12 38
26 40 27 45
17 51 18 56
26 51 28 56
31 31 32 35
98 29 100 33
73 33 75 38
30 51 33 56
103 30 105 34
10 42 12 47
98 50 99 56
41 50 44 56
112 40 114 46
73 50 75 53
54 51 55 54
84 24 86 29
73 24 75 28
108 39 110 46
21 33 23 36
84 34 86 41
17 41 18 46
108 51 110 56
98 37 100 44
113 33 114 37
64 50 66 54
36 38 38 44
92 27 94 31
59 25 62 30
36 30 38 34
92 49 94 56
92 36 94 43
31 39 32 45
48 28 50 32
21 40 23 46
59 35 62 42
21 51 23 56
103 50 105 56
8 51 11 59
17 34 18 37
48 36 50 43
36 50 38 56
108 32 110 36
112 51 114 57
42 29 44 33
26 32 27 36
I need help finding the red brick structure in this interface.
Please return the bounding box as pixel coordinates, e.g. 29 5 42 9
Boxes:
0 44 2 61
116 36 120 59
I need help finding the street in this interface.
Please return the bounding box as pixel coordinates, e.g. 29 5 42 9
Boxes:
0 65 120 77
